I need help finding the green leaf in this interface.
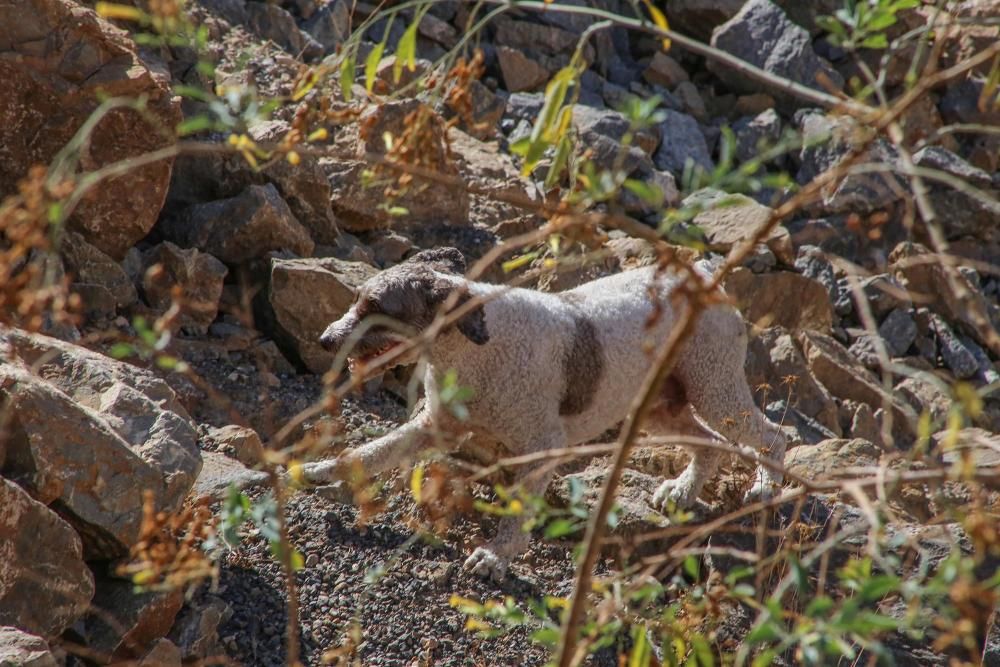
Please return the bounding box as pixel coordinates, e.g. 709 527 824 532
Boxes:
746 620 781 644
860 33 889 49
545 134 573 189
805 595 835 617
683 555 700 580
109 342 135 359
339 53 355 102
623 178 664 206
628 623 653 667
365 39 387 94
290 548 305 571
858 574 901 602
502 251 539 273
176 115 214 136
530 626 561 647
544 518 579 539
689 635 714 667
393 16 420 83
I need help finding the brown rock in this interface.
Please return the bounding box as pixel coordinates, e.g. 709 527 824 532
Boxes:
0 328 202 558
191 450 269 500
745 327 840 434
160 184 315 264
246 1 322 60
724 268 833 332
496 46 551 93
0 0 181 259
785 438 882 481
82 576 184 662
735 93 777 116
642 52 689 88
138 639 182 667
890 242 998 351
60 232 137 310
167 597 232 662
255 256 377 373
690 193 794 264
204 424 265 466
448 128 538 228
0 478 94 638
141 242 228 334
797 330 918 441
0 627 58 667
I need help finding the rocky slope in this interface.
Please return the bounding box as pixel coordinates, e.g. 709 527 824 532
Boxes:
1 0 998 665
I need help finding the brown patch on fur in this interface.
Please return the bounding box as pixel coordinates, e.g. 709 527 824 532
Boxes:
559 312 604 416
661 374 688 416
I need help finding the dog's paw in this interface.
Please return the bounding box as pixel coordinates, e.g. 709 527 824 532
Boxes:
652 477 698 513
463 547 509 582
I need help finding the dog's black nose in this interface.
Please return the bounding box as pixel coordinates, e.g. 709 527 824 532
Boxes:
318 332 338 352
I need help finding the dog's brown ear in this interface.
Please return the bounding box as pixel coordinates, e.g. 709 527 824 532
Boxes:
427 279 489 345
407 247 466 275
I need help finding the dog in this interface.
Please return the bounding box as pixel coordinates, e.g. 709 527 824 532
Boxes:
299 247 787 580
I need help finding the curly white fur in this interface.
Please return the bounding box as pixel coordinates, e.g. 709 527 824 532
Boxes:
301 249 787 581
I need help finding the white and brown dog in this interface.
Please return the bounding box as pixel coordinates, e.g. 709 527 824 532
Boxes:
300 247 787 580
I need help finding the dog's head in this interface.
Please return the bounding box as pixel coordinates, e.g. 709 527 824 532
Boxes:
319 248 489 369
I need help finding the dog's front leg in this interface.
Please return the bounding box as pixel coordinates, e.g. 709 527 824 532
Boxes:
299 405 435 486
464 428 564 581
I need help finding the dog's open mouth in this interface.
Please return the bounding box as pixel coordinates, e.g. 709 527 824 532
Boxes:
347 342 404 373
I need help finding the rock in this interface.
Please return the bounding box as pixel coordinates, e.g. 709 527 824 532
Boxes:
794 245 837 306
369 231 415 268
891 242 997 351
159 184 314 264
745 327 841 434
664 0 745 41
936 427 1000 476
302 0 350 53
878 308 917 357
912 146 1000 243
205 425 265 467
674 81 708 122
138 639 182 667
856 273 910 319
418 11 458 48
795 111 902 215
642 52 689 89
653 109 714 178
0 329 202 558
191 451 270 500
733 109 782 164
765 400 838 445
0 627 58 667
896 376 951 424
495 17 580 56
784 438 882 480
798 330 918 440
0 0 181 259
735 93 777 116
166 121 339 246
82 575 184 662
724 268 833 332
167 597 232 662
572 105 659 157
140 243 228 334
847 331 885 370
928 314 979 379
743 243 776 273
72 284 118 324
255 256 378 373
686 190 794 264
246 1 322 61
447 127 538 228
496 46 551 92
551 466 667 537
708 0 843 105
842 400 884 447
59 232 137 311
0 477 94 638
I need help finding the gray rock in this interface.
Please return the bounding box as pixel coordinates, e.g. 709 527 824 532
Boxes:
674 81 707 121
302 0 350 53
504 92 544 124
0 329 202 558
653 109 714 178
878 308 917 357
160 184 315 264
664 0 745 41
81 576 183 662
744 243 776 273
847 332 885 370
794 245 837 305
834 277 854 317
571 105 659 156
912 146 1000 243
191 451 270 500
733 108 782 164
708 0 843 105
0 627 58 667
140 242 228 334
960 335 1000 385
765 400 838 445
796 110 903 214
929 314 979 379
0 479 94 638
168 597 232 662
246 1 323 61
642 52 689 89
496 46 552 93
856 273 910 319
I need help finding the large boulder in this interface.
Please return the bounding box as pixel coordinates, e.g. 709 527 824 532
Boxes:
708 0 843 106
254 257 378 373
165 121 340 246
0 0 181 259
158 183 314 264
0 478 94 638
686 190 794 263
140 242 228 335
0 328 202 558
724 268 833 332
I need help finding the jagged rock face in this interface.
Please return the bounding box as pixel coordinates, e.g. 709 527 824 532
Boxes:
0 328 202 559
0 0 181 259
0 477 95 638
